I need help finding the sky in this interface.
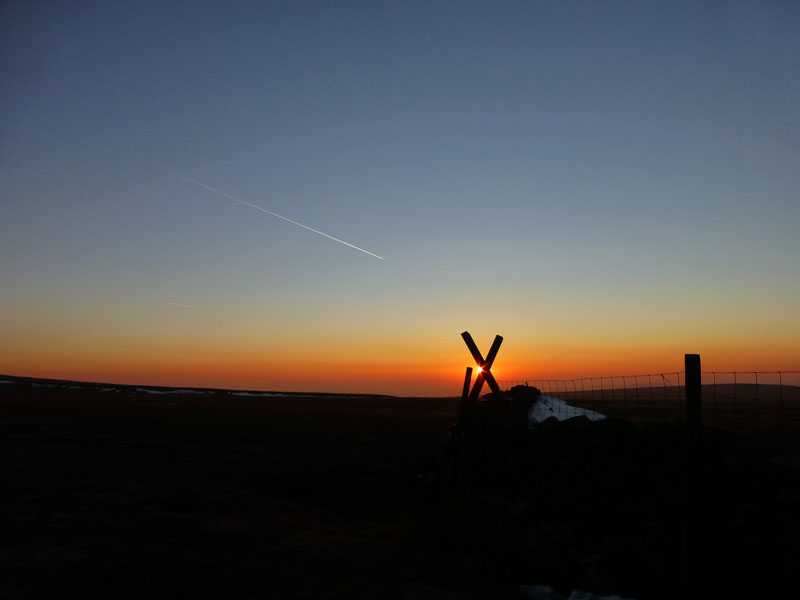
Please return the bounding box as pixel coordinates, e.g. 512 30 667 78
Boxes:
1 1 799 395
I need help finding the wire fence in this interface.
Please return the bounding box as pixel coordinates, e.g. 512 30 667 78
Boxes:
497 370 800 432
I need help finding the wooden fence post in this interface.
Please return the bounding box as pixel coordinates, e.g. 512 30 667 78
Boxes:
456 366 473 434
684 353 702 592
460 331 504 401
685 353 702 451
445 366 474 486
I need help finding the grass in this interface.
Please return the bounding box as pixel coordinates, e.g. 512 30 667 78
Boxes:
3 379 799 598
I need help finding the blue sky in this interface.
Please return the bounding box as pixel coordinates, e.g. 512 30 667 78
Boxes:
2 1 799 394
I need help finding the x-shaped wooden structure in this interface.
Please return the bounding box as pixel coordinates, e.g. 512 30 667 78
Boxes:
461 331 504 402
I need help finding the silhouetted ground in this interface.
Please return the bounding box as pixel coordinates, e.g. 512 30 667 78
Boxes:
2 379 799 599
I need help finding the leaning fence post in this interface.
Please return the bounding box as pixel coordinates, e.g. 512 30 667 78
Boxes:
685 354 702 451
456 367 473 434
445 366 474 485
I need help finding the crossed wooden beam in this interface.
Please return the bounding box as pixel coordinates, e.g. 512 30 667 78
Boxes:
461 331 504 402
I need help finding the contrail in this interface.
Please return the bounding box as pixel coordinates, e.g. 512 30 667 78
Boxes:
170 302 197 309
175 174 384 260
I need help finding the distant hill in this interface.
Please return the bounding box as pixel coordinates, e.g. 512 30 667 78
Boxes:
0 374 394 400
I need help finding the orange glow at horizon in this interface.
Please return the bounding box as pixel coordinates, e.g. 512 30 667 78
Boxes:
3 329 800 397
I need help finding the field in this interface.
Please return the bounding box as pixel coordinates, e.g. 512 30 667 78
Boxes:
532 383 800 433
3 377 800 599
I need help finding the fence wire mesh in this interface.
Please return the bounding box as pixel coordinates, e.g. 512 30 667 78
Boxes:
498 370 800 432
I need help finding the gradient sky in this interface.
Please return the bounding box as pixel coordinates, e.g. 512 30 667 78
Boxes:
2 1 799 395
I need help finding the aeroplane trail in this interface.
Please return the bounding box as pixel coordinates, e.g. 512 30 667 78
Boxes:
176 174 384 260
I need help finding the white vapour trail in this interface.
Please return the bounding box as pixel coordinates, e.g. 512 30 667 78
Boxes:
175 174 384 260
170 302 197 309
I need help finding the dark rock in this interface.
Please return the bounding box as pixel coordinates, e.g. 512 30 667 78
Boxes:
536 416 561 432
561 415 593 433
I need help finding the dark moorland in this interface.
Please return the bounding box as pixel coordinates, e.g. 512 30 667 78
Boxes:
2 377 799 599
